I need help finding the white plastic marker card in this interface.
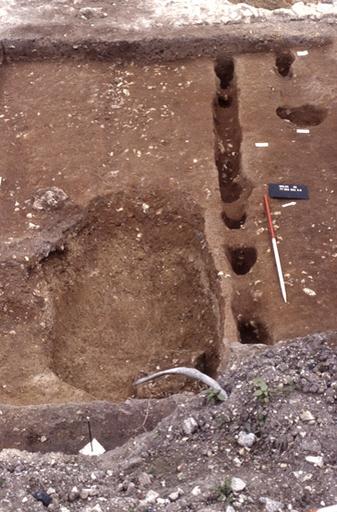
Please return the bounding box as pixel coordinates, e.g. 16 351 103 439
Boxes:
296 128 310 134
79 438 106 456
282 202 297 208
297 50 309 56
255 142 269 148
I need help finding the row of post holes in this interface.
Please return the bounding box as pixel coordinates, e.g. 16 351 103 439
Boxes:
212 51 304 346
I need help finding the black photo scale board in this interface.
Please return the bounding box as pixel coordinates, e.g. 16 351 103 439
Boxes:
268 183 309 200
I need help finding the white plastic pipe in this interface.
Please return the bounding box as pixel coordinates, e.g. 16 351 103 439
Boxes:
134 367 227 400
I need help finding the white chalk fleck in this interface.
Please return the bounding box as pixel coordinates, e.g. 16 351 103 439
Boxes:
303 288 316 297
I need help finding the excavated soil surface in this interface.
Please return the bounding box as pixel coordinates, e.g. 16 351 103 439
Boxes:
214 46 337 344
0 58 225 407
44 193 220 403
0 43 336 453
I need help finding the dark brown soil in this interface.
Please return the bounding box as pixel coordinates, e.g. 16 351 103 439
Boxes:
44 192 220 402
0 58 225 405
276 104 328 126
275 50 296 77
0 11 335 511
0 45 336 411
0 395 183 454
215 46 337 344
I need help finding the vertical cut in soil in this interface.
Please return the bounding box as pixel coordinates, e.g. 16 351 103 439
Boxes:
213 56 252 205
217 95 233 109
214 56 235 89
276 104 327 126
275 50 295 77
237 317 271 345
226 246 257 275
43 192 221 402
221 211 247 229
231 289 273 346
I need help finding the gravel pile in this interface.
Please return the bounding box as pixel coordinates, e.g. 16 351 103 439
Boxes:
0 332 336 511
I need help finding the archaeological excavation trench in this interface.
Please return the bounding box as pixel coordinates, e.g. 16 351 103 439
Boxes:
46 193 221 403
0 42 336 453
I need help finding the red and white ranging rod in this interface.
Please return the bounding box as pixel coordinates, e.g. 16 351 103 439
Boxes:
263 193 287 303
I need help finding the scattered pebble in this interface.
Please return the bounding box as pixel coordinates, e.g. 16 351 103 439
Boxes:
32 490 52 507
303 288 317 297
79 7 107 19
28 222 40 229
32 187 68 210
79 489 90 500
183 417 199 435
300 410 315 422
90 505 103 512
237 431 256 448
138 472 152 487
169 488 184 501
226 506 236 512
68 486 80 502
143 490 160 504
259 496 284 511
191 485 201 496
230 477 246 492
305 455 324 467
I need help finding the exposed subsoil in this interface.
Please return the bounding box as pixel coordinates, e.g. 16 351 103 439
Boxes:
0 45 336 408
214 45 337 344
44 192 221 403
0 58 227 407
